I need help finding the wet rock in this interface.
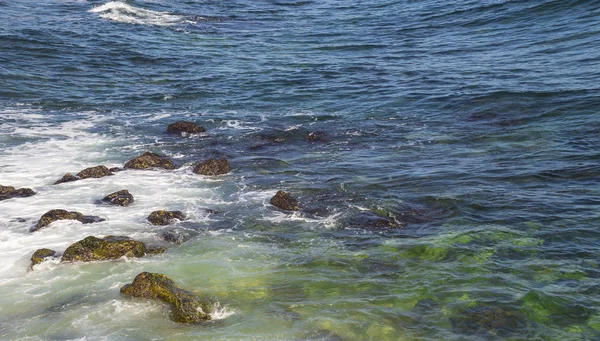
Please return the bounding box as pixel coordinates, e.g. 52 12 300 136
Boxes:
0 185 36 201
32 209 105 232
270 190 300 211
29 248 57 270
450 306 527 337
193 158 231 176
61 236 164 263
77 165 112 179
160 229 195 244
120 272 214 323
344 211 404 230
108 167 122 173
306 131 328 142
54 173 79 185
147 210 186 226
166 121 205 135
124 152 176 170
102 190 134 207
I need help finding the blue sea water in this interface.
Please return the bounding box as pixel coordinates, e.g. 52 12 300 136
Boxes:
1 0 600 340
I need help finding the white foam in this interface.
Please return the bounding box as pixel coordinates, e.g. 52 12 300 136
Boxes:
90 1 184 27
209 302 235 320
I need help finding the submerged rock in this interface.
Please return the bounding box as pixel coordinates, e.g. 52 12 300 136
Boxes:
124 152 176 170
306 131 328 142
193 158 231 176
120 272 214 323
32 209 105 232
0 185 36 201
54 165 113 185
29 248 57 270
344 211 404 230
147 210 186 226
450 306 527 337
61 236 164 263
166 121 205 135
270 190 300 211
160 229 195 244
102 189 134 207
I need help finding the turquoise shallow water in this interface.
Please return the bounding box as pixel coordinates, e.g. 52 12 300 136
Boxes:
1 0 600 340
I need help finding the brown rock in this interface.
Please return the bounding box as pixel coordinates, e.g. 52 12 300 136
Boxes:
0 185 36 200
54 173 80 185
102 190 134 207
32 209 105 232
270 190 300 211
147 210 186 226
77 165 112 179
166 121 205 135
193 158 230 176
29 248 57 270
124 152 176 170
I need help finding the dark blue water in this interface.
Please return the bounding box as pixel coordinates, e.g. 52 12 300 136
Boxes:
1 0 600 340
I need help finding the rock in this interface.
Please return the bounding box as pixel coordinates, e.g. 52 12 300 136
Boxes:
102 190 134 207
450 306 526 337
120 272 214 323
147 210 186 226
54 173 80 185
307 131 328 142
124 152 176 170
193 158 230 176
270 190 300 211
77 165 112 179
344 211 404 230
32 209 105 232
160 229 194 244
29 248 57 270
61 236 164 263
108 167 122 173
166 121 205 135
0 185 36 201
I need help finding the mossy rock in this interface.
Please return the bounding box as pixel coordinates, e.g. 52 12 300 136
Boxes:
193 158 231 176
147 210 186 226
29 248 57 270
61 236 163 262
55 165 113 184
0 185 36 201
54 173 80 185
102 189 134 207
120 272 214 323
270 190 300 211
124 152 176 170
32 209 105 232
166 121 205 135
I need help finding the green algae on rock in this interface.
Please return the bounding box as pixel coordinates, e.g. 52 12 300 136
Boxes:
29 248 57 270
54 165 113 184
166 121 205 135
0 185 35 201
32 209 105 232
193 158 231 176
270 190 300 211
147 210 186 226
120 272 214 323
124 152 176 170
61 236 164 263
102 189 134 207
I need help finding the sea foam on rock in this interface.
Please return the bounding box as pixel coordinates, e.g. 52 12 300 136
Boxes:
61 236 165 263
29 248 57 270
147 210 186 226
120 272 214 323
32 209 106 232
0 185 36 201
124 152 176 170
166 121 205 135
193 158 231 176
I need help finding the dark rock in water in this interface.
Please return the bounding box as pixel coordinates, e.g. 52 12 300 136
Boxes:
29 248 57 270
450 306 526 337
166 121 205 135
120 272 214 323
102 190 134 207
270 190 300 211
193 158 230 176
124 152 176 170
147 210 186 226
160 229 194 244
306 131 328 142
77 165 112 179
32 209 103 232
108 167 122 173
0 185 36 201
61 236 164 263
54 173 80 185
344 211 404 230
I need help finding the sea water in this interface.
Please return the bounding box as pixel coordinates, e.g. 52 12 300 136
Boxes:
1 0 600 340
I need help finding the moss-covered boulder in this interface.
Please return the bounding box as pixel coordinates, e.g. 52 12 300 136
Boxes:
193 158 230 176
54 165 113 184
0 185 36 201
102 189 134 207
61 236 164 263
124 152 176 170
166 121 205 135
120 272 214 323
147 210 186 226
32 209 105 232
270 190 300 211
29 248 57 270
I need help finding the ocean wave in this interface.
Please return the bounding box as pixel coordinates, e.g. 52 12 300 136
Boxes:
89 1 184 27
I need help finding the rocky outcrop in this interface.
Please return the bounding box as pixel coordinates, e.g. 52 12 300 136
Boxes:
0 185 35 201
54 165 113 184
166 121 205 135
61 236 164 263
270 190 300 211
29 248 57 270
32 209 105 232
102 190 134 207
193 158 230 176
147 210 186 226
120 272 214 323
124 152 176 170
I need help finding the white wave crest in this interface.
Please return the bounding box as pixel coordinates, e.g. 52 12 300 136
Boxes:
90 1 183 27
